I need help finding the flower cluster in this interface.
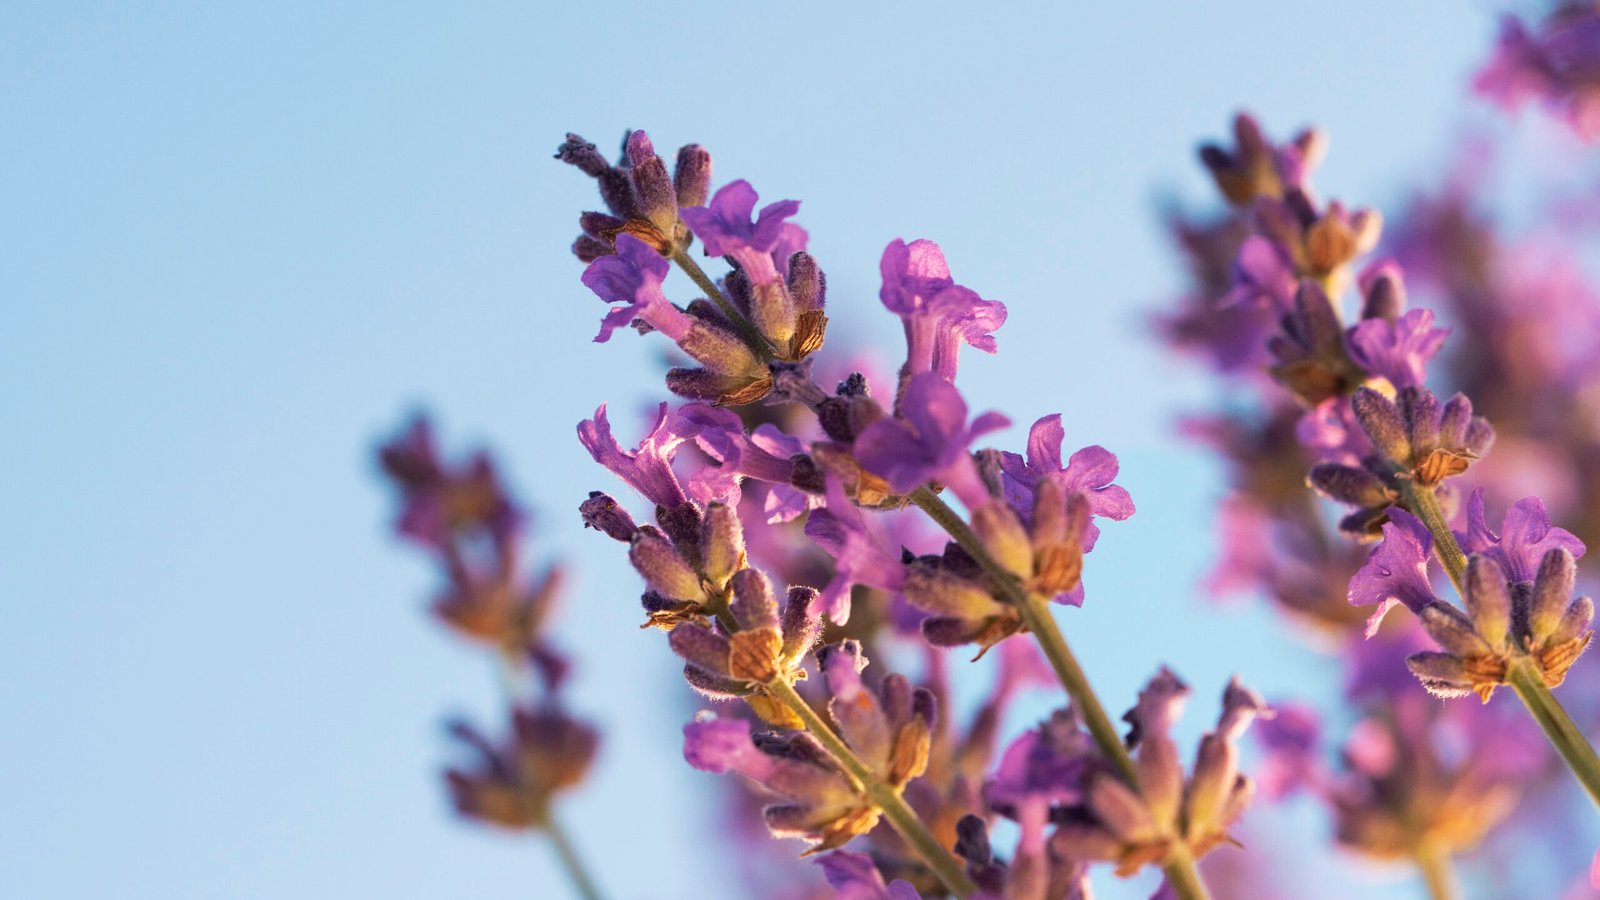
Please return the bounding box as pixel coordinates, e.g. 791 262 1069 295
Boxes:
1162 100 1600 895
378 418 599 833
553 129 1259 899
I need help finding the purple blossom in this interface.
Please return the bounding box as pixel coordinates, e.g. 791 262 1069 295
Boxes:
1222 235 1298 314
1253 701 1322 800
999 414 1135 550
1459 488 1586 583
580 234 695 343
1346 308 1449 388
983 722 1087 816
679 179 801 286
379 417 521 551
854 373 1009 509
804 475 908 624
1348 508 1438 636
815 852 924 900
879 239 1007 383
577 402 690 509
682 715 777 782
1294 396 1372 466
1475 11 1600 140
671 403 806 508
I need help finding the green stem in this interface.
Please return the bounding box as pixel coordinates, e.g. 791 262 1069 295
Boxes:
764 678 978 898
1396 480 1466 597
544 811 606 900
669 249 773 360
1160 844 1212 900
908 488 1211 900
1400 482 1600 811
1508 659 1600 812
1415 840 1459 900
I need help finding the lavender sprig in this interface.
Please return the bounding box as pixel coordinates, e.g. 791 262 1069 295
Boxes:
1190 112 1600 815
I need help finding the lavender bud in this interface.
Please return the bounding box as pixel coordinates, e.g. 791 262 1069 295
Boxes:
699 502 746 588
1439 392 1474 447
673 144 712 209
554 133 609 177
972 500 1033 581
669 623 733 676
1405 652 1474 699
1350 388 1410 463
1307 463 1391 507
1551 596 1596 645
1361 271 1405 321
787 252 826 312
1400 387 1441 457
780 586 822 662
1086 774 1159 844
580 491 638 542
629 528 705 601
1419 601 1492 657
625 131 676 233
1530 548 1578 642
730 568 780 631
1464 556 1512 649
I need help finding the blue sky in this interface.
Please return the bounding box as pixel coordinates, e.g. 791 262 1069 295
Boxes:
1 2 1557 898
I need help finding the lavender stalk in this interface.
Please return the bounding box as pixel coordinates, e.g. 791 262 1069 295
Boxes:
762 677 979 898
909 488 1214 900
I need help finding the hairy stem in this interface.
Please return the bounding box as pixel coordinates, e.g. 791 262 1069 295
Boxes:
1414 840 1459 900
544 810 607 900
1396 480 1466 597
669 249 773 360
1508 659 1600 812
908 487 1211 900
764 678 978 898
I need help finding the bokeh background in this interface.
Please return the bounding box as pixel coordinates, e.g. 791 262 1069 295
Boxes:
2 2 1582 898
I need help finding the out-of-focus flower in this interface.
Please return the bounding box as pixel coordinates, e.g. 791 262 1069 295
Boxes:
1475 8 1600 140
1045 671 1270 884
444 706 601 830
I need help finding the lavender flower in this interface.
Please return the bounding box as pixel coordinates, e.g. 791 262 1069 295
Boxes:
878 239 1007 386
577 402 692 511
1475 8 1600 140
854 373 1010 510
681 180 828 362
1048 671 1270 882
557 129 708 259
682 641 935 853
815 852 924 900
1459 488 1587 583
581 235 772 404
1346 308 1449 390
803 475 908 625
1347 507 1438 635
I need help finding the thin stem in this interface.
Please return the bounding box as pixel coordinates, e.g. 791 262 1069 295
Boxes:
1415 840 1459 900
764 678 978 898
544 810 606 900
908 487 1211 900
1397 480 1466 597
910 488 1135 782
1508 659 1600 812
1401 483 1600 810
669 249 773 360
1160 844 1212 900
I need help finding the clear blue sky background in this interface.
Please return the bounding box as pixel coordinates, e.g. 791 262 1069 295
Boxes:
2 2 1573 898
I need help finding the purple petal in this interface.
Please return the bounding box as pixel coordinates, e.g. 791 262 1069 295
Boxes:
1349 508 1438 635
